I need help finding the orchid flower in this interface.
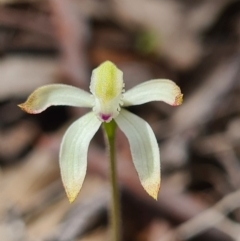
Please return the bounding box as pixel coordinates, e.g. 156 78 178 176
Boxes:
19 61 183 203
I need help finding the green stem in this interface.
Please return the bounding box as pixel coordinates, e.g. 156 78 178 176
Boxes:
103 121 121 241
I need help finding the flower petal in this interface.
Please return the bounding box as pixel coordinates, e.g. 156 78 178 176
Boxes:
115 109 160 199
60 112 101 203
123 79 183 107
90 61 124 122
18 84 93 114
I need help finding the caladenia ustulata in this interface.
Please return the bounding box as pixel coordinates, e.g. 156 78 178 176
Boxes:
19 61 183 241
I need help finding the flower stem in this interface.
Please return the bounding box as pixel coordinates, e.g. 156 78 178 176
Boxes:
103 121 121 241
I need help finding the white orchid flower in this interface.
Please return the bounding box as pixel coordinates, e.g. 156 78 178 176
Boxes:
19 61 183 203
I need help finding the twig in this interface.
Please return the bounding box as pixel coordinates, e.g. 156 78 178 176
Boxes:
0 8 53 37
49 0 89 87
160 189 240 241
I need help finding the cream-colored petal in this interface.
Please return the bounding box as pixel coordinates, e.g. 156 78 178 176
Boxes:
123 79 183 107
18 84 93 114
60 112 101 203
115 109 160 199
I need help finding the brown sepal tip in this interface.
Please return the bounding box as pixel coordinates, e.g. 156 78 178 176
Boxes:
173 94 183 106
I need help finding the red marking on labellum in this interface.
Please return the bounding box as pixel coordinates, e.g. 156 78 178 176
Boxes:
100 114 111 121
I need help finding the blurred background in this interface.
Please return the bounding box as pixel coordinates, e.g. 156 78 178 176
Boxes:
0 0 240 240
